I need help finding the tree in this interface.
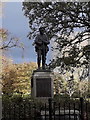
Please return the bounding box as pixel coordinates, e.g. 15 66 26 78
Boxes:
22 2 90 79
54 71 79 97
1 56 16 95
0 28 24 94
2 60 37 95
0 29 24 50
13 62 37 95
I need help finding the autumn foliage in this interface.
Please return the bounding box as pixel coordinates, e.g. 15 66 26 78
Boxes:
1 56 37 95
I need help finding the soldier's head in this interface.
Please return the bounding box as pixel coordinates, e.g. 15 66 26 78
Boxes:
39 27 45 35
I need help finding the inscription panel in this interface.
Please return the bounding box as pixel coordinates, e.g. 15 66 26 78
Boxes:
36 78 51 97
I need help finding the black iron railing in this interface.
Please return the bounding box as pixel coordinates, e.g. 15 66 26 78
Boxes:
2 98 90 120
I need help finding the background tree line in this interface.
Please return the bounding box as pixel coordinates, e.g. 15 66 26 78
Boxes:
1 57 89 98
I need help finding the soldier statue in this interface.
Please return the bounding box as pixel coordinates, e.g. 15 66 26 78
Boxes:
33 27 50 69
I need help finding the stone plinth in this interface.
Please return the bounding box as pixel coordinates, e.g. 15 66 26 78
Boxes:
31 70 53 98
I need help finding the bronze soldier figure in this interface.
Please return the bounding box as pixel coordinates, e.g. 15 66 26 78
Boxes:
33 27 50 69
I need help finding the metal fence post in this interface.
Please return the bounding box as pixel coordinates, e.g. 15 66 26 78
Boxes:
80 97 84 120
48 98 52 120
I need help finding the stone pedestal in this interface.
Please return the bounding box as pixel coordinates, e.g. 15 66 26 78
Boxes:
31 70 53 98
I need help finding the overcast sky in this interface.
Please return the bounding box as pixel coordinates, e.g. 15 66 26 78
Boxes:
2 2 51 64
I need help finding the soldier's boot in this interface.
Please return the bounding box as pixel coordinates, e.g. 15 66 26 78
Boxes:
42 57 46 69
42 63 45 69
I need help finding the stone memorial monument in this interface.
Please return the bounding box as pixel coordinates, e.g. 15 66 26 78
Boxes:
31 27 53 98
